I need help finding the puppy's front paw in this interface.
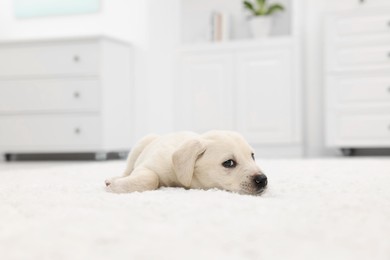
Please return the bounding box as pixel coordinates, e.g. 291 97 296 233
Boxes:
105 176 121 188
105 177 125 193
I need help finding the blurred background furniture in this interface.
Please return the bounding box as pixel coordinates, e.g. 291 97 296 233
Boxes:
0 36 134 160
176 0 303 157
324 4 390 156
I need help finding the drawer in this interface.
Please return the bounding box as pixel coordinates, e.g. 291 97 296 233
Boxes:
335 45 390 70
0 79 100 113
339 115 390 141
336 14 390 37
0 115 101 148
329 76 390 104
0 42 99 77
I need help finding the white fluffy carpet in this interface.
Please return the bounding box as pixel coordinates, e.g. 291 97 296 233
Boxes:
1 158 390 260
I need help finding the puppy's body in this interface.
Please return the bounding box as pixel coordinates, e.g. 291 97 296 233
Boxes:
131 132 198 188
106 131 267 195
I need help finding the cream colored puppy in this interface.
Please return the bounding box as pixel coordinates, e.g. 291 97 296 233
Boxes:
105 131 267 195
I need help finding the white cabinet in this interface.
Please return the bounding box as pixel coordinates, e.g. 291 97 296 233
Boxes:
237 48 298 143
176 53 234 133
176 38 301 151
325 8 390 150
0 36 134 158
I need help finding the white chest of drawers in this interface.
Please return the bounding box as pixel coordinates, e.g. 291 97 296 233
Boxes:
0 36 134 159
324 8 390 154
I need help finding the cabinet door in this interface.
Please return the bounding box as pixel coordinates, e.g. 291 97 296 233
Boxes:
176 52 234 132
325 75 390 147
237 49 298 144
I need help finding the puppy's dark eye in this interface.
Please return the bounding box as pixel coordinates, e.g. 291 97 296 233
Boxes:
222 159 237 168
251 153 255 160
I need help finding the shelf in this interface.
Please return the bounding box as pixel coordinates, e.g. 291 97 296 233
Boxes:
178 35 294 52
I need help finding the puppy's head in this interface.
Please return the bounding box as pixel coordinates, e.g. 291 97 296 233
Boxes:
172 131 267 195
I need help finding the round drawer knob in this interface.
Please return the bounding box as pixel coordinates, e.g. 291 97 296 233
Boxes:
73 55 80 62
74 128 81 134
73 92 80 98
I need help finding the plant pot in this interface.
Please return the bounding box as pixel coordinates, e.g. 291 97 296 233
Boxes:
249 16 272 38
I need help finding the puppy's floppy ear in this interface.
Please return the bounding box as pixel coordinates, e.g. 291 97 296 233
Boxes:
172 139 206 188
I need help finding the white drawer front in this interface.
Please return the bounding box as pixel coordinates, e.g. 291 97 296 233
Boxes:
337 45 390 69
0 42 99 77
330 76 390 104
0 79 100 113
336 14 390 37
0 115 101 148
339 115 390 141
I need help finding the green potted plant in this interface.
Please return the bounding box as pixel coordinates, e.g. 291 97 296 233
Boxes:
243 0 284 38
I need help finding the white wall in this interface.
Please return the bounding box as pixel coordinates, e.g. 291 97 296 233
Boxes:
303 0 331 157
0 0 148 44
140 0 180 138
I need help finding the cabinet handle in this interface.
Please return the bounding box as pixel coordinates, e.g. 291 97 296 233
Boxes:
73 91 80 98
73 55 80 62
74 128 81 134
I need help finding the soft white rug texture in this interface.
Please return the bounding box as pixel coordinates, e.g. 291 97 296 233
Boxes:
0 158 389 260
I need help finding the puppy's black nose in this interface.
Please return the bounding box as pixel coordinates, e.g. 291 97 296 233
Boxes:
253 174 267 189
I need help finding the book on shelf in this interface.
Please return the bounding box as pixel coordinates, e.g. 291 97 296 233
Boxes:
210 11 231 42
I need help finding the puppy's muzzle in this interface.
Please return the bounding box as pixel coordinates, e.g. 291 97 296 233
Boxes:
252 174 268 191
